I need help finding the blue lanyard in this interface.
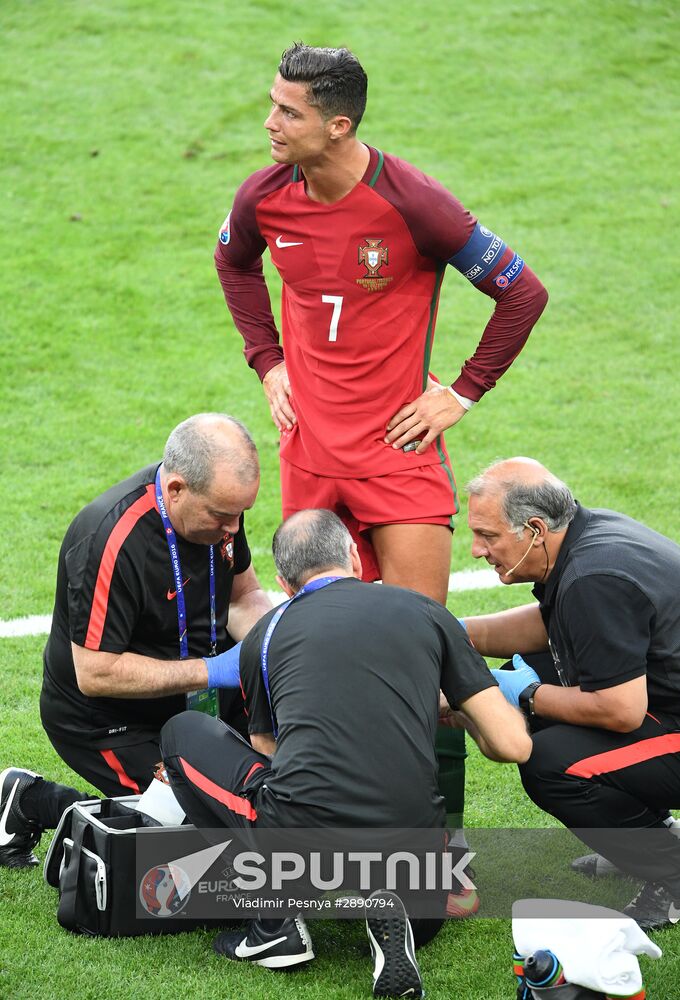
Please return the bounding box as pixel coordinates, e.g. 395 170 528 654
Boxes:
260 576 342 737
154 467 217 659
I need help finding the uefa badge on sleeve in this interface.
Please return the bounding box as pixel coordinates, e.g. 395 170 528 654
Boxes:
218 211 231 246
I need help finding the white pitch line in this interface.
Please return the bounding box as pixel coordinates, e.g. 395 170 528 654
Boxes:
448 568 502 591
0 614 54 638
0 570 501 639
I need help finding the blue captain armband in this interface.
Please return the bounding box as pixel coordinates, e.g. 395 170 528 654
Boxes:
448 222 508 285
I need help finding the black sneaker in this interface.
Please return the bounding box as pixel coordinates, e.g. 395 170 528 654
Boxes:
570 853 624 879
366 890 424 998
213 915 314 968
624 881 680 931
0 768 43 868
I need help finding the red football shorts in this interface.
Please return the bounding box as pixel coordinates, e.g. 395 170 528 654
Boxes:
280 457 458 582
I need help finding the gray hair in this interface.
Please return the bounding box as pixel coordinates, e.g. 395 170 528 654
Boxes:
163 414 258 494
467 464 576 538
273 509 352 591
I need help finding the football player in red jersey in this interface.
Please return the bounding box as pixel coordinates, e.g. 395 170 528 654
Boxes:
215 46 547 911
215 42 548 604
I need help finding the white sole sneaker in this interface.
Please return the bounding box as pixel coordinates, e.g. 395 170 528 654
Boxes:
366 890 424 998
213 914 314 968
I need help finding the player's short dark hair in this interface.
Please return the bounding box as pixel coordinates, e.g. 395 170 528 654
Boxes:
278 42 368 132
273 509 353 591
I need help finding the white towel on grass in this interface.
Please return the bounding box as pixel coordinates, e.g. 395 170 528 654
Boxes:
512 899 662 995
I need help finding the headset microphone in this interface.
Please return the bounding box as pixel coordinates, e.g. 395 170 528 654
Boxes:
506 522 540 577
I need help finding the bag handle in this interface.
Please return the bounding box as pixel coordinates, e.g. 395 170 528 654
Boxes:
55 806 92 932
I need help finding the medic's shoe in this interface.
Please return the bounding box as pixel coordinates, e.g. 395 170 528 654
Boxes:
366 890 424 998
0 768 43 868
213 915 315 968
570 852 624 879
572 820 680 880
624 881 680 931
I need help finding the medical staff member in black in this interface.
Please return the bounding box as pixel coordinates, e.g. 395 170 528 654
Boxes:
465 456 680 930
160 508 531 996
0 414 270 868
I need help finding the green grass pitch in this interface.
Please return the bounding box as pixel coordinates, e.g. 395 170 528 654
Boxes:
1 1 679 997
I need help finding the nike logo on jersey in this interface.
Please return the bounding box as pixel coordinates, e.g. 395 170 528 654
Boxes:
0 778 20 846
235 935 289 958
275 236 303 248
167 578 191 600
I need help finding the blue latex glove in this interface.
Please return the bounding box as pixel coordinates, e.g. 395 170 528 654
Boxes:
492 653 540 707
204 641 242 688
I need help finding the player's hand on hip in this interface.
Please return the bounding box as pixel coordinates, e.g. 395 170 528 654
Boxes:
262 361 296 433
384 381 466 454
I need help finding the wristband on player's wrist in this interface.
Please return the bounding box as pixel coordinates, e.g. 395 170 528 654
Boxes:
447 386 476 411
519 681 542 717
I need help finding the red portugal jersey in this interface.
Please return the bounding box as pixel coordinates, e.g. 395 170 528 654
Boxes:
216 146 548 478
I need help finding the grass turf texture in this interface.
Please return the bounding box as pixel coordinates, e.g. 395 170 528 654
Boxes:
1 0 679 996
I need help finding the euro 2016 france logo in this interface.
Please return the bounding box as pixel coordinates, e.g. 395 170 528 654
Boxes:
139 864 191 917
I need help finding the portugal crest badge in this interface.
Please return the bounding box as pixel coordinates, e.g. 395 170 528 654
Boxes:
357 238 392 292
220 533 235 566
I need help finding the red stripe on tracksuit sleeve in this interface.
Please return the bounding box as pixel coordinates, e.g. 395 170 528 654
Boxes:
85 484 157 649
243 761 265 785
100 749 141 793
179 755 258 821
566 734 680 779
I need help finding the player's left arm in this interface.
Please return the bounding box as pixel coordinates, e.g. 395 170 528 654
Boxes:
227 564 273 641
386 193 548 453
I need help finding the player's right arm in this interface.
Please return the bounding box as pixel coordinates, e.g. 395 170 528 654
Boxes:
214 170 296 431
261 361 295 433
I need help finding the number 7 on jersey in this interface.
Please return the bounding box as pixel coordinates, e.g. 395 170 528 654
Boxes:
322 295 343 342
